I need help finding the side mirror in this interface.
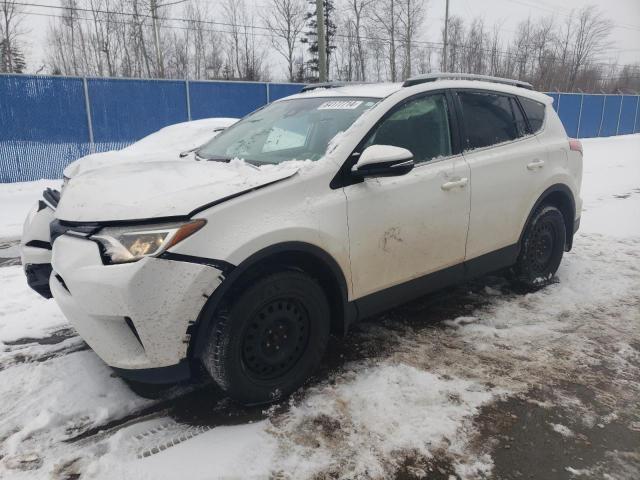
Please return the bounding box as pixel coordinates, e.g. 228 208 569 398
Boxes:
352 145 414 178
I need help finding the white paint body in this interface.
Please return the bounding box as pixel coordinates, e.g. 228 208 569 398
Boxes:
22 80 583 372
20 117 238 266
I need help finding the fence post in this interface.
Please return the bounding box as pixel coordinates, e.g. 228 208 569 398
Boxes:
576 93 584 139
634 96 639 134
185 79 192 121
616 94 624 135
597 95 606 137
266 83 271 104
82 77 95 153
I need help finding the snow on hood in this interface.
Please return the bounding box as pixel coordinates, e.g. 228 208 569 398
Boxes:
55 159 300 222
63 118 238 178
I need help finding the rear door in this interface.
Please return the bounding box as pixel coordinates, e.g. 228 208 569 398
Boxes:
456 90 548 261
344 92 471 300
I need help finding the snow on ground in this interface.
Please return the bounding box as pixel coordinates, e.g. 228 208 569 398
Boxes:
0 134 639 479
0 179 60 240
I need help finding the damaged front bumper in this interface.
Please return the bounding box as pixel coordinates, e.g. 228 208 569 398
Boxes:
21 189 60 298
50 234 223 378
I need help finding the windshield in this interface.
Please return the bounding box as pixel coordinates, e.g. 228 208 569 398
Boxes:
197 97 379 165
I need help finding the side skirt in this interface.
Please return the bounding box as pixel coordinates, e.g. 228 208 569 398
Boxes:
353 243 519 320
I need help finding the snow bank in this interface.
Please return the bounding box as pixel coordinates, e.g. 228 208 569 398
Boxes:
579 134 640 237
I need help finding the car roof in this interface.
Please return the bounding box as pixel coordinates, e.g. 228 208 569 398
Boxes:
284 83 402 100
281 79 551 105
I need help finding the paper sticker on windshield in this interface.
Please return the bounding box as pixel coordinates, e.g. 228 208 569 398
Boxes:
318 100 363 110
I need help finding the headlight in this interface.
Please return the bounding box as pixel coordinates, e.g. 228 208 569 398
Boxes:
90 219 206 264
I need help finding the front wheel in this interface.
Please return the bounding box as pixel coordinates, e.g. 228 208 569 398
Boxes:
513 205 566 288
202 271 330 405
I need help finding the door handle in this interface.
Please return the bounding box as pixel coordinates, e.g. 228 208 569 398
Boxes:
527 159 545 170
441 177 468 191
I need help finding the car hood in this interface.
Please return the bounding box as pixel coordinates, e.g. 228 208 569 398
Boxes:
63 118 238 178
55 160 299 222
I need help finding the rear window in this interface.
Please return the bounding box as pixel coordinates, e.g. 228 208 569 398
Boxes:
519 97 546 133
458 91 522 150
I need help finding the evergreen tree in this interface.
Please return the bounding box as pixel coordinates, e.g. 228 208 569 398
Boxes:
300 0 336 81
0 39 26 74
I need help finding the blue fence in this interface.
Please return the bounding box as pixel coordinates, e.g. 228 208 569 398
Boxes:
1 74 639 183
0 74 303 183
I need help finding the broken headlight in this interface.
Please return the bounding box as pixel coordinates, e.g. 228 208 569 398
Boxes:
90 219 206 264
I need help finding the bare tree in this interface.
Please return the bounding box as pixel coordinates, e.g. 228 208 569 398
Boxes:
441 15 463 72
567 5 612 89
372 0 400 81
1 0 27 73
37 0 634 92
223 0 266 80
345 0 374 81
398 0 426 79
263 0 306 82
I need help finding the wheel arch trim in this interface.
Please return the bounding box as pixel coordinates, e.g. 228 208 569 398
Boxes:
190 241 355 358
519 183 576 250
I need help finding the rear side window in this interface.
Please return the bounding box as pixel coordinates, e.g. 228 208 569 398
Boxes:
519 97 546 133
510 98 528 137
458 91 522 150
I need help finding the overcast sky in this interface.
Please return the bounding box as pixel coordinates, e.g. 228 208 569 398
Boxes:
18 0 640 79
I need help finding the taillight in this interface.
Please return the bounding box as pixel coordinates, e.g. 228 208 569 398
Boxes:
569 138 583 155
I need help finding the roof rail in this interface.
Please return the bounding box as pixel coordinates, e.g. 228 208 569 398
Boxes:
402 73 533 90
301 82 349 92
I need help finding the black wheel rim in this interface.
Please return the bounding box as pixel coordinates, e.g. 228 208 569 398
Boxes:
527 220 556 275
241 298 310 381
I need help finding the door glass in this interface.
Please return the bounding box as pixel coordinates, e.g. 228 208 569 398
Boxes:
362 94 452 163
458 92 520 150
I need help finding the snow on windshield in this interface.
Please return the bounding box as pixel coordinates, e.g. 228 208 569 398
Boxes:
197 97 379 165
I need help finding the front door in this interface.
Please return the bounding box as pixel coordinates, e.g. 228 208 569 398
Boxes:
344 92 471 301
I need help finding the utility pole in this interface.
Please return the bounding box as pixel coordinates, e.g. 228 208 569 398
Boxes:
150 0 165 78
442 0 450 72
316 0 327 82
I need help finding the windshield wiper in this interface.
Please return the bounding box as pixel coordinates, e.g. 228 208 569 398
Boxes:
195 151 231 162
194 151 261 168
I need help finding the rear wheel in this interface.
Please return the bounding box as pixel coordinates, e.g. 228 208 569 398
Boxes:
202 271 330 405
513 205 566 288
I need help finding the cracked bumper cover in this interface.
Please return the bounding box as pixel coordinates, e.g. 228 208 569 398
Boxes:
51 235 223 377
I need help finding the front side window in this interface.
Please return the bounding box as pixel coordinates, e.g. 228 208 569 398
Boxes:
458 91 523 150
197 97 379 164
362 93 452 163
519 97 546 133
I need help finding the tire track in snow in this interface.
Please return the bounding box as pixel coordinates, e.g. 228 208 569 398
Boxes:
0 328 87 372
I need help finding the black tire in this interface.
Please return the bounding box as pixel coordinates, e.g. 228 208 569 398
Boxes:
513 205 566 288
201 271 330 405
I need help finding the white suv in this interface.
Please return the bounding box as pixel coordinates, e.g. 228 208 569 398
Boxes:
22 74 583 405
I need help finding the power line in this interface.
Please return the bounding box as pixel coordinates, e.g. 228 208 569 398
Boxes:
15 1 640 72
